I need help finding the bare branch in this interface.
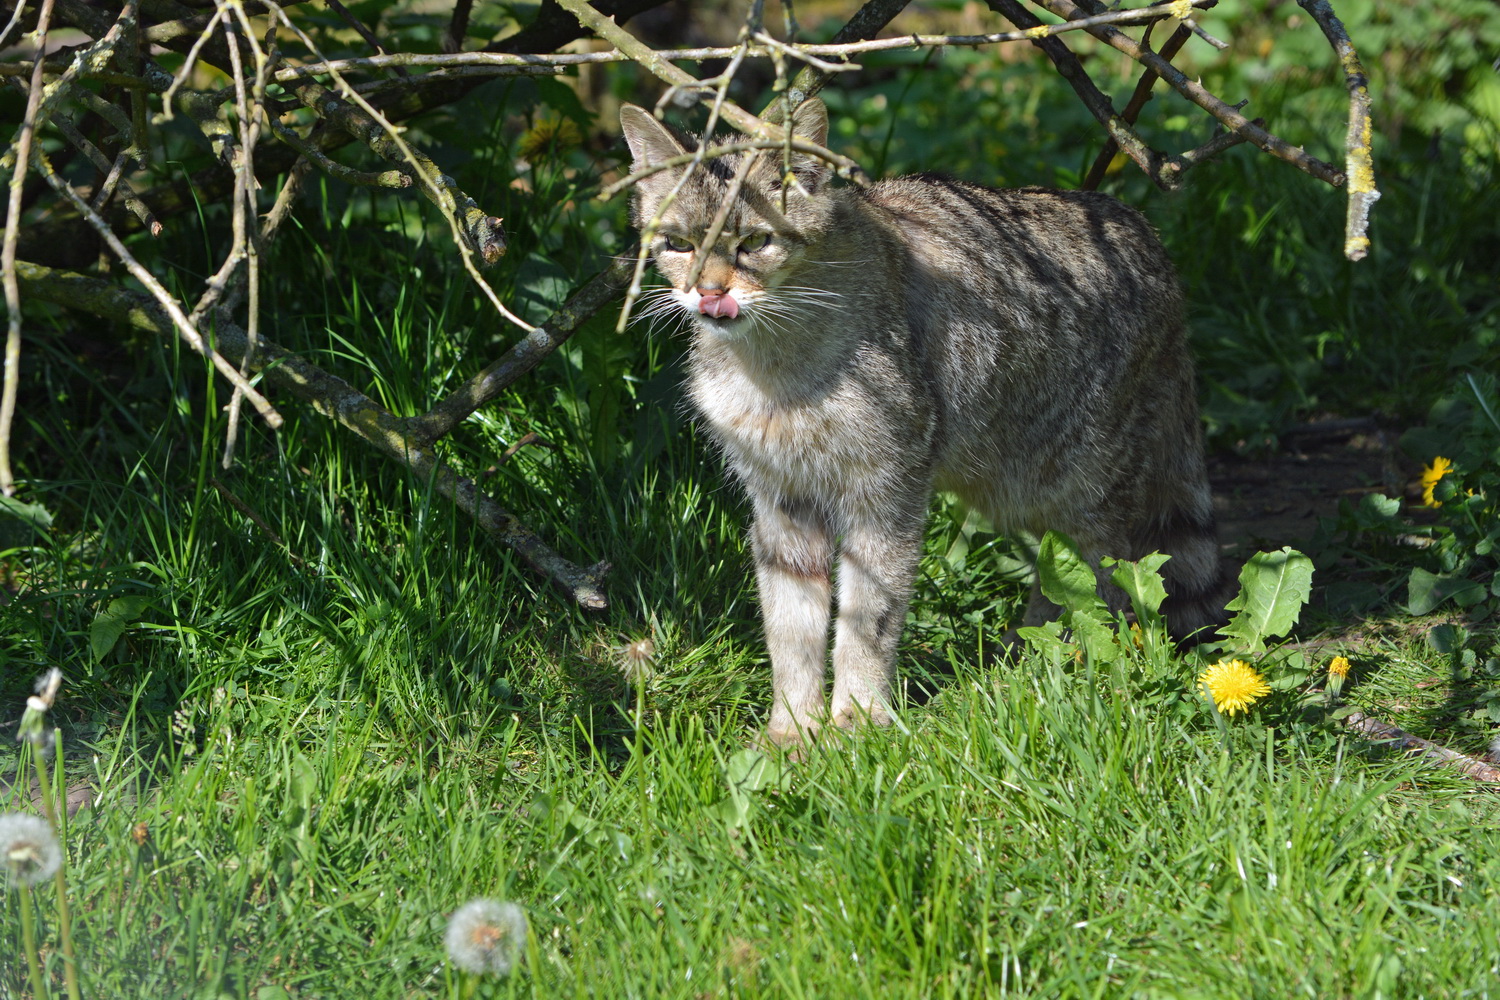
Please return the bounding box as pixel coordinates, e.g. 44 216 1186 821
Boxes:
14 259 610 610
761 0 909 121
1 0 56 496
282 0 1221 79
1297 0 1378 260
1345 712 1500 784
986 0 1175 189
31 148 283 430
322 0 408 77
264 112 413 188
265 5 533 338
554 0 869 184
444 0 475 54
1081 20 1192 191
1031 0 1346 187
411 256 636 445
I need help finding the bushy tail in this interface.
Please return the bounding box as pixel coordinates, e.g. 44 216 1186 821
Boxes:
1135 505 1230 644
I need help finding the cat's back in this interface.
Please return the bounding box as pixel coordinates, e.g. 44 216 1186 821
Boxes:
851 172 1186 374
861 174 1173 276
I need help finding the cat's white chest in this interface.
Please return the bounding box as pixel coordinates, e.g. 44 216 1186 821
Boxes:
687 359 892 503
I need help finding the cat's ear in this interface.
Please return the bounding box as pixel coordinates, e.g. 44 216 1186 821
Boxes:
620 104 687 174
785 98 830 192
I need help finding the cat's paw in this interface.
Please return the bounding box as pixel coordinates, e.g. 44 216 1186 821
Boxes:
829 700 892 730
762 708 822 751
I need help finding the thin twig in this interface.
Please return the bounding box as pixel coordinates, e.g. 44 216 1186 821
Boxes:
1 0 58 497
554 0 868 185
1082 20 1192 190
209 476 312 570
33 103 162 232
1032 0 1346 187
264 109 412 188
761 0 910 122
323 0 409 78
161 6 225 119
259 157 311 242
32 148 283 429
267 3 528 339
986 0 1174 188
219 2 274 470
282 0 1217 80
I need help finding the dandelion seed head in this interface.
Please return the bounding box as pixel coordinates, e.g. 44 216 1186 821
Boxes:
444 898 527 976
619 637 656 684
1198 658 1271 716
0 813 62 889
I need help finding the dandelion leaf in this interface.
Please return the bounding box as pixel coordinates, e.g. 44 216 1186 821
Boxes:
1037 531 1107 617
1221 547 1313 653
1106 553 1171 621
1069 608 1120 663
1407 567 1487 615
1017 621 1074 660
89 595 151 664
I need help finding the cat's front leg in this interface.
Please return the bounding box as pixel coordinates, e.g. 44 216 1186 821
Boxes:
828 509 926 730
751 496 834 747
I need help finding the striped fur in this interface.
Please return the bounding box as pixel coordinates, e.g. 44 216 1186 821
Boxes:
620 100 1225 747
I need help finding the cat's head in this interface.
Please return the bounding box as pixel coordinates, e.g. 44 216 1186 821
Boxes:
618 99 838 338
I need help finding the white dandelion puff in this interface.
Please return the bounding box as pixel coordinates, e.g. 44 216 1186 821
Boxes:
1 813 61 889
444 898 527 976
619 637 656 685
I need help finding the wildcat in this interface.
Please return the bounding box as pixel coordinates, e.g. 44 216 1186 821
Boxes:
619 98 1224 747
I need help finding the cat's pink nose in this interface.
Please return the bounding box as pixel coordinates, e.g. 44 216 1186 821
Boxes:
698 292 739 319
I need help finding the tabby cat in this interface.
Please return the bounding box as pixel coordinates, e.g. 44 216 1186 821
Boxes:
619 99 1224 747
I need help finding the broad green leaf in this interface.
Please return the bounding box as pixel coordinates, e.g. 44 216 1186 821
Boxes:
1407 568 1487 615
1017 621 1074 660
1107 553 1171 621
0 495 53 548
89 595 151 664
1221 547 1313 653
1351 492 1402 529
1425 623 1469 654
1036 531 1106 617
1068 608 1120 663
725 748 783 794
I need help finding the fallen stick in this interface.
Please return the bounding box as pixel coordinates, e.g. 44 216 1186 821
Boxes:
1345 711 1500 784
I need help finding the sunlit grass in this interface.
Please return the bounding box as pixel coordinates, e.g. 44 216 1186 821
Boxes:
5 18 1500 997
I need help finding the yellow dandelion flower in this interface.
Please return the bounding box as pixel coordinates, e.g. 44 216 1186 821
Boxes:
1326 654 1351 698
517 115 583 162
1421 456 1453 508
1198 658 1271 716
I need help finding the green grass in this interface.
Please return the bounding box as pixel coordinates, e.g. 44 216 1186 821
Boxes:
5 5 1500 995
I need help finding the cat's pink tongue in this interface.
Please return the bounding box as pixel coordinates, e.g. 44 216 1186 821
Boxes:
698 293 739 320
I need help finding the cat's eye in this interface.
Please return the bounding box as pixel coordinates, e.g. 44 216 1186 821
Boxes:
738 233 772 255
661 235 694 253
